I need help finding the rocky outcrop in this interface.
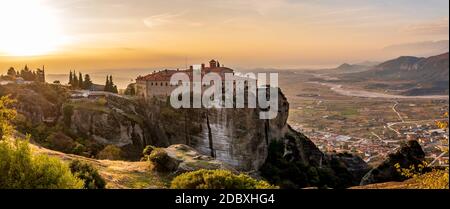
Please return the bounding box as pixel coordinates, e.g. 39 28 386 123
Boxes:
1 84 66 125
60 88 291 171
326 153 371 186
6 83 368 189
360 140 426 185
259 127 369 188
164 144 236 174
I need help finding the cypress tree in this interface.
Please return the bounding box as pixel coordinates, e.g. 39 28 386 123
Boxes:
73 71 79 89
112 85 118 94
69 71 73 86
83 74 93 90
78 72 83 89
104 76 110 92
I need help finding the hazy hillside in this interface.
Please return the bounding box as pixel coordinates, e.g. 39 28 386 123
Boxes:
382 40 449 58
374 52 448 81
344 52 449 95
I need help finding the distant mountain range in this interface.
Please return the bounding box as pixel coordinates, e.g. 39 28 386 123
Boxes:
338 52 449 96
382 40 449 58
373 52 449 83
334 63 371 72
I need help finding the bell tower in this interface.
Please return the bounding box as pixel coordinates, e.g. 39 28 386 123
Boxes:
209 59 217 68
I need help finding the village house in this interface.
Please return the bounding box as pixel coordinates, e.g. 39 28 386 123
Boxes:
135 59 234 99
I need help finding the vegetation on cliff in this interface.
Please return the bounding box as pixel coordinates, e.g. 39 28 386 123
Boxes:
395 162 448 189
171 169 277 189
0 96 83 189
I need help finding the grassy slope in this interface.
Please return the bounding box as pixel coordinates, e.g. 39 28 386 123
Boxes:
351 170 449 189
31 141 449 189
30 143 171 189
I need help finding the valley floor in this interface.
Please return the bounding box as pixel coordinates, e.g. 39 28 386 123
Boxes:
278 70 448 165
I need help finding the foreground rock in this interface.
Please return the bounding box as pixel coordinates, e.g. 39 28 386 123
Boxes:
159 144 236 174
29 141 169 189
260 127 370 188
360 140 426 185
326 153 371 186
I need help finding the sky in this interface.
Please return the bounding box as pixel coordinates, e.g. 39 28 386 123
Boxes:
0 0 448 73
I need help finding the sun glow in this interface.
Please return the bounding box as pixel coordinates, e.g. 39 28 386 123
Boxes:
0 0 68 56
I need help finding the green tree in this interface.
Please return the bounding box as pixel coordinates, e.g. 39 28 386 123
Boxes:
7 67 16 77
73 72 79 89
112 85 118 94
104 76 110 92
20 65 35 81
69 71 72 85
78 72 83 89
83 74 93 90
124 83 136 96
104 75 118 93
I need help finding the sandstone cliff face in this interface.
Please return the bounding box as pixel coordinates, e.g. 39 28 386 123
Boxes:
68 108 146 149
62 88 290 171
57 87 296 171
186 90 290 171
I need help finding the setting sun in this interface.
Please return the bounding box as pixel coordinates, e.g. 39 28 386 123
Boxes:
0 0 67 56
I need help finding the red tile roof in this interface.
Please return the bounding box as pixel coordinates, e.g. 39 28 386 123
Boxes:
137 67 234 81
137 69 183 81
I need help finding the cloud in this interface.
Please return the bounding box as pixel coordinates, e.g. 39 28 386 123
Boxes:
142 11 204 28
143 12 186 28
402 17 449 35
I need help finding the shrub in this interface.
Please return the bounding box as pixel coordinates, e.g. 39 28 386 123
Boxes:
0 95 82 189
97 145 122 160
72 143 85 155
413 168 449 189
148 148 178 172
0 96 16 139
45 132 77 153
170 169 277 189
143 145 155 157
0 139 83 189
395 162 448 189
96 98 107 106
69 160 106 189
